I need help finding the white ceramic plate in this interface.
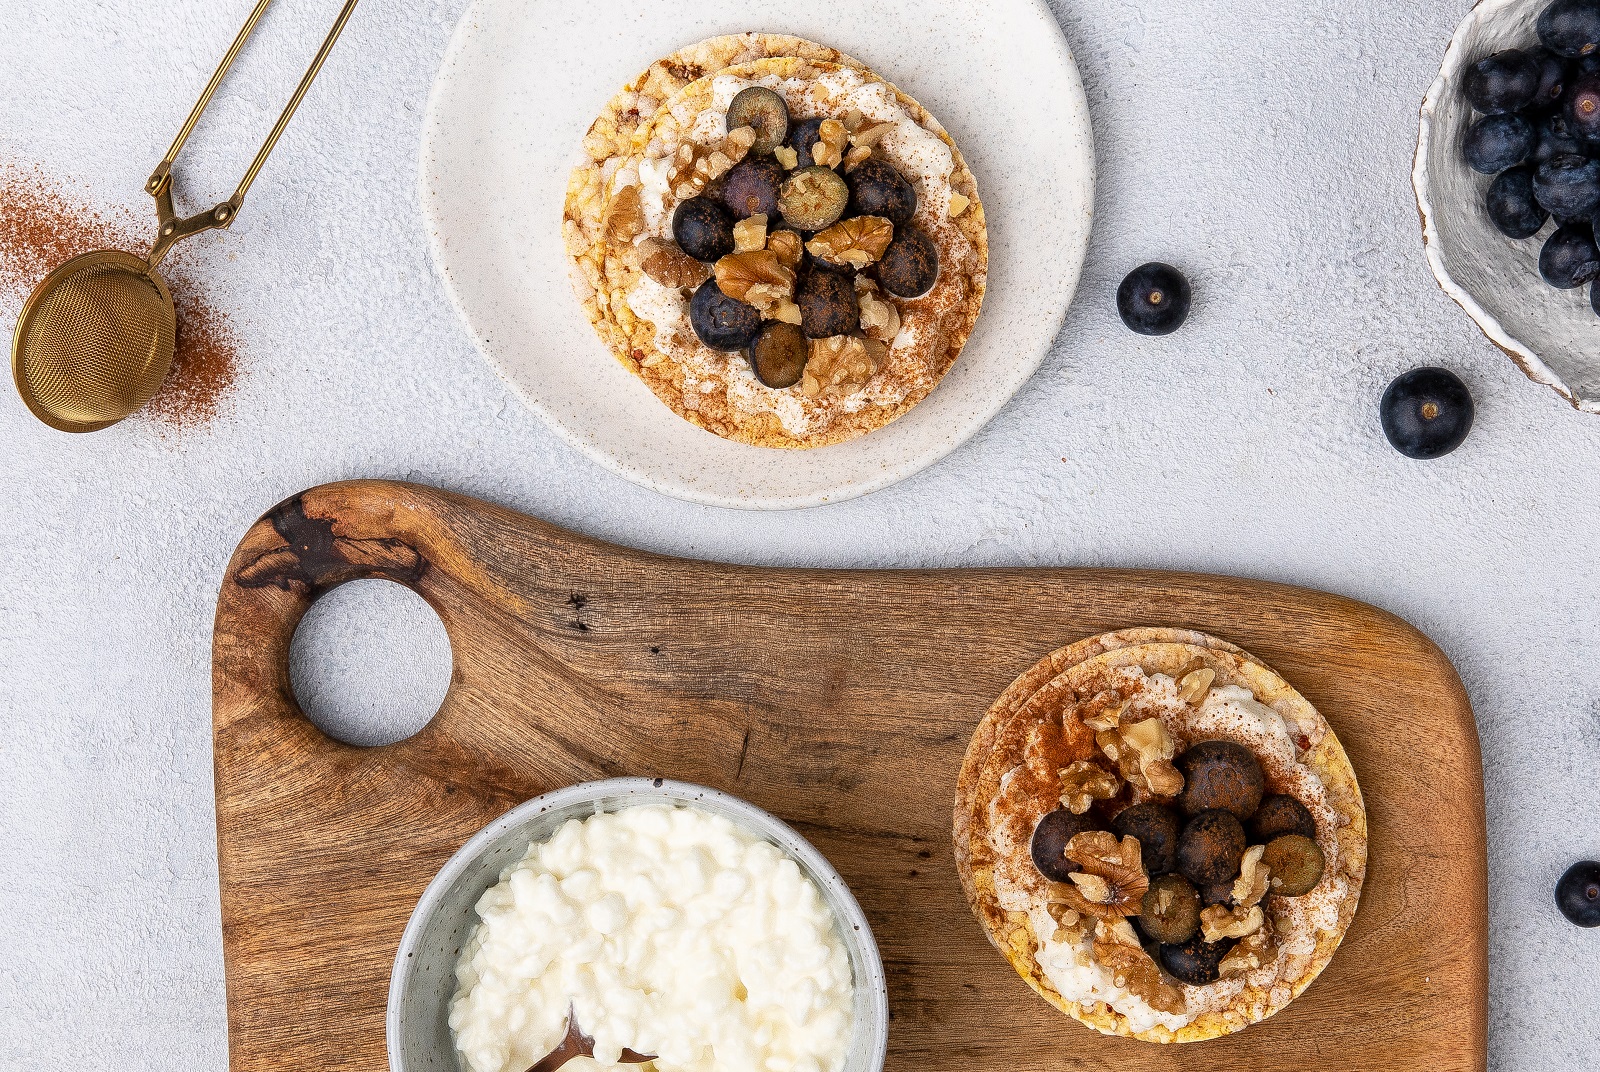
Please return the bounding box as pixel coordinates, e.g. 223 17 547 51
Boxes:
421 0 1094 508
1416 0 1600 413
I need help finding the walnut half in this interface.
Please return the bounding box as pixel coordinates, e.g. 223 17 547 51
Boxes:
713 251 796 316
1058 759 1120 815
1093 918 1186 1014
807 216 895 270
1099 718 1184 798
801 335 882 398
1218 923 1278 979
1200 902 1265 943
1058 831 1148 920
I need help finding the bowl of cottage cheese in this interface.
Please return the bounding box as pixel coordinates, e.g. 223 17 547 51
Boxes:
388 778 888 1072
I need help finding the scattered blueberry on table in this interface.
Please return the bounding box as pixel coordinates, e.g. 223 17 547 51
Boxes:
1116 262 1191 335
1555 860 1600 927
1461 0 1600 316
1379 367 1474 460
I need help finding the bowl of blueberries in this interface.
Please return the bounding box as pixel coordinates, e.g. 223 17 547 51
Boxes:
1416 0 1600 413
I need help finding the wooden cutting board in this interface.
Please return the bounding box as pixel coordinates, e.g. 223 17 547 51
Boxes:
212 480 1487 1072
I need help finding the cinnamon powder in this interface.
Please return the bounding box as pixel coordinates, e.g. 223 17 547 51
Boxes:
1 160 242 434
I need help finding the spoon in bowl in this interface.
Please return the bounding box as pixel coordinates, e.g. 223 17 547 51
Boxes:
526 1005 655 1072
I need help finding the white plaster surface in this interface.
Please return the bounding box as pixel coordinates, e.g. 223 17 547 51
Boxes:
0 1 1596 1068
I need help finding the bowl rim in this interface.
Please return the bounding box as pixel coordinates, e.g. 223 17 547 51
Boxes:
385 776 890 1072
1413 0 1600 413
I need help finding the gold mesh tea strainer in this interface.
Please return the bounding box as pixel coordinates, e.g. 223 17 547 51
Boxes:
10 0 359 432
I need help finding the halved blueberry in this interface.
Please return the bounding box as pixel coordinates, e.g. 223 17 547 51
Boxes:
727 87 789 155
1462 113 1534 173
1486 165 1549 238
1463 48 1541 112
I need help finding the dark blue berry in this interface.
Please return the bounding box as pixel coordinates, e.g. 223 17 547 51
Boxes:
1159 935 1234 986
796 269 859 338
689 278 760 351
1462 113 1535 173
1534 112 1586 162
1555 861 1600 926
846 158 918 227
1487 166 1549 238
1540 223 1600 286
877 227 940 298
786 117 827 164
1530 46 1572 110
1379 367 1474 460
1116 262 1192 335
1534 153 1600 217
672 197 735 262
1540 0 1600 58
1463 48 1542 112
720 156 785 221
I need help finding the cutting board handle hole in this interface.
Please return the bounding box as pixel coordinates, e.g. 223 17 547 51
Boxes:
288 579 453 747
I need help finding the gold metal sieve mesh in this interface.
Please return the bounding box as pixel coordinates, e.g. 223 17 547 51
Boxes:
13 252 176 432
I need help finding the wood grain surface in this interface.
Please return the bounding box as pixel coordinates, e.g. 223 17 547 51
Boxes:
212 480 1487 1072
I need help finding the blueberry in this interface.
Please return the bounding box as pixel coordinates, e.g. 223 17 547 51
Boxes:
1567 71 1600 141
1530 46 1573 110
726 87 789 155
1486 165 1549 238
1379 367 1474 460
1463 48 1542 113
846 158 918 227
796 269 859 338
1533 112 1586 162
672 197 735 263
1534 154 1600 218
1591 275 1600 317
877 227 940 298
1158 935 1235 986
689 278 761 351
786 117 827 165
1462 113 1534 173
1540 223 1600 286
1555 861 1600 926
1116 262 1192 335
1540 0 1600 58
720 156 785 221
1030 808 1103 882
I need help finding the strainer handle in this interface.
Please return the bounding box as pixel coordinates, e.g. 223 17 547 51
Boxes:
143 0 361 266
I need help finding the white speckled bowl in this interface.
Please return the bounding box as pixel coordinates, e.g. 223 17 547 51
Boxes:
420 0 1094 508
1416 0 1600 412
386 778 889 1072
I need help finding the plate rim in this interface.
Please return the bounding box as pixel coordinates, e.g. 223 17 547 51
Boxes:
418 0 1098 507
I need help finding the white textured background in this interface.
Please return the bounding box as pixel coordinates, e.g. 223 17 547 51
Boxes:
0 0 1595 1068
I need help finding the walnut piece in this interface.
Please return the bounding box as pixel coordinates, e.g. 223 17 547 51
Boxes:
801 335 880 398
841 107 864 132
1218 921 1277 979
855 277 901 343
769 299 802 325
1058 759 1121 815
949 192 972 217
851 120 894 150
1200 903 1265 943
733 213 769 253
1125 719 1184 797
1093 919 1186 1014
1057 832 1148 920
665 126 757 200
1231 844 1270 908
1079 692 1128 734
774 145 800 170
713 251 796 316
637 238 710 289
1178 667 1216 705
723 125 757 164
807 216 894 269
812 118 849 168
766 229 804 270
843 145 873 172
604 184 645 244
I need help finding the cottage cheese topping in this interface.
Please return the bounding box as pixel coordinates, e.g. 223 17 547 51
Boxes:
451 805 855 1072
990 666 1351 1032
621 65 980 438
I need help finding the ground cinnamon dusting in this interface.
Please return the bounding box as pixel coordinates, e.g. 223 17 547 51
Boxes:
0 160 242 434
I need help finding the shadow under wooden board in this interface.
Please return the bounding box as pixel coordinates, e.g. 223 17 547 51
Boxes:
212 480 1487 1072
